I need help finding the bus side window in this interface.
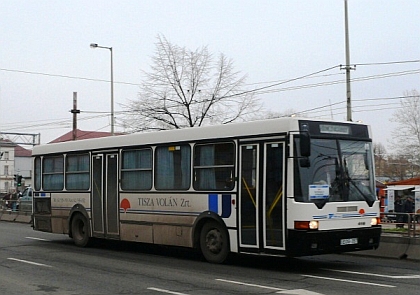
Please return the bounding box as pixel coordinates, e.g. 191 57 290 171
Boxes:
155 145 191 190
193 142 235 191
42 156 64 191
121 149 152 190
66 154 90 190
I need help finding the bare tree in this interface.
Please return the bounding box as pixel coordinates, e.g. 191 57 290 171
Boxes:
121 35 261 132
264 109 302 119
390 89 420 170
373 142 387 178
384 154 420 181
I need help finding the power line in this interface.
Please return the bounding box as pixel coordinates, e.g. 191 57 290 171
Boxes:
250 69 420 96
354 59 420 66
0 68 140 86
2 60 419 131
2 93 414 132
300 95 419 117
353 94 419 102
243 59 420 88
292 93 418 118
223 65 342 99
2 59 419 94
1 113 111 131
244 72 346 86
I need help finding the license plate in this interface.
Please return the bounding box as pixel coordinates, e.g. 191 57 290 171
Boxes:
340 238 358 246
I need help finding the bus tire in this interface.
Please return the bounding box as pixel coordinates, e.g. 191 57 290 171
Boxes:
199 221 229 264
71 213 90 247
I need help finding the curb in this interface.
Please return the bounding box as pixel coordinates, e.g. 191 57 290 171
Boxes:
352 235 420 262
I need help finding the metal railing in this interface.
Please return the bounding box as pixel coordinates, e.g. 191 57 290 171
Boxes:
0 199 32 213
381 212 420 238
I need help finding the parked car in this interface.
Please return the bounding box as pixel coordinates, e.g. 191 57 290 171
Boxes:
17 187 33 212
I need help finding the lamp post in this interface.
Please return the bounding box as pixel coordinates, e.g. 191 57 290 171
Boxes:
90 43 114 135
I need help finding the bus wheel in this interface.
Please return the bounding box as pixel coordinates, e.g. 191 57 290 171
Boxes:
200 221 229 263
71 213 90 247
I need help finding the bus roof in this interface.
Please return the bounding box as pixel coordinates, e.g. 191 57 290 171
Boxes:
32 117 366 156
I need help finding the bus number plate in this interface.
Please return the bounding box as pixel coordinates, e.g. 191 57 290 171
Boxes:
340 238 358 246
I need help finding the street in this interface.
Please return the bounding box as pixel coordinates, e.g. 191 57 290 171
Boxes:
0 222 419 295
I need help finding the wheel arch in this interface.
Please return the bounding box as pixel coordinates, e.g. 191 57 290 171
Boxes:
68 204 91 239
192 211 229 250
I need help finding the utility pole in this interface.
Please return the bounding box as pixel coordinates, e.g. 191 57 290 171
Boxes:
343 0 355 121
70 92 80 140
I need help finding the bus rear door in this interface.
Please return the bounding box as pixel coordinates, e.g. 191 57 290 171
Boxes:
92 153 120 239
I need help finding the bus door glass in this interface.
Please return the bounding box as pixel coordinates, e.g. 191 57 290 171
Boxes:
92 153 119 237
240 144 259 247
239 142 285 250
264 142 285 249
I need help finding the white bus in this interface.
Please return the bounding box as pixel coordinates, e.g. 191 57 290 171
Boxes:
32 117 381 263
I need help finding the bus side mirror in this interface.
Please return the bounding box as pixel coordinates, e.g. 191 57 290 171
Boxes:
364 153 369 171
300 132 311 157
364 144 370 171
299 132 311 167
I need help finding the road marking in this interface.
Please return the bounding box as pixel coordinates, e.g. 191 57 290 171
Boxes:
323 268 420 279
216 279 286 291
25 236 50 242
302 274 395 288
216 278 286 291
7 258 52 268
277 289 325 295
147 287 189 295
217 279 323 294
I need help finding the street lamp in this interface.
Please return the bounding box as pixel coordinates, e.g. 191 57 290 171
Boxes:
90 43 114 135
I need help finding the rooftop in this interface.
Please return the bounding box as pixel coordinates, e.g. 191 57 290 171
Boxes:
49 129 124 143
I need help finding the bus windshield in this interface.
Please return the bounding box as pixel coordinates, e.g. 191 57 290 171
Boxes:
294 138 376 206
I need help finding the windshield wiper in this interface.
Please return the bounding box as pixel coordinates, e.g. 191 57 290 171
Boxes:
342 158 375 207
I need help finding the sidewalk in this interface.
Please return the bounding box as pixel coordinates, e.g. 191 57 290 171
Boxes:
355 222 420 262
354 235 420 261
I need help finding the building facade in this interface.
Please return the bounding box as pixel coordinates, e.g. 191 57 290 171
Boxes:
0 139 17 195
0 139 33 196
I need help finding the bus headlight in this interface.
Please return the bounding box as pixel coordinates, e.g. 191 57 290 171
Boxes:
295 220 319 230
309 220 319 230
370 217 380 226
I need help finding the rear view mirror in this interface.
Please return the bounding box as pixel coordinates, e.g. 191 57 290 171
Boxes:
300 132 311 157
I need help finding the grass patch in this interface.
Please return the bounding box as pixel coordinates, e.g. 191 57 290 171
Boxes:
382 227 409 233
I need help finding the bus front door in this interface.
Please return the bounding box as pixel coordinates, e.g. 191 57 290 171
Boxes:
239 142 285 251
92 153 120 238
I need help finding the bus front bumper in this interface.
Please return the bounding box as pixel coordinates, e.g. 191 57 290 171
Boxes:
286 226 381 257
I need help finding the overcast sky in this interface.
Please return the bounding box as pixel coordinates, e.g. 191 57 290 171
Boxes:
0 0 419 149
